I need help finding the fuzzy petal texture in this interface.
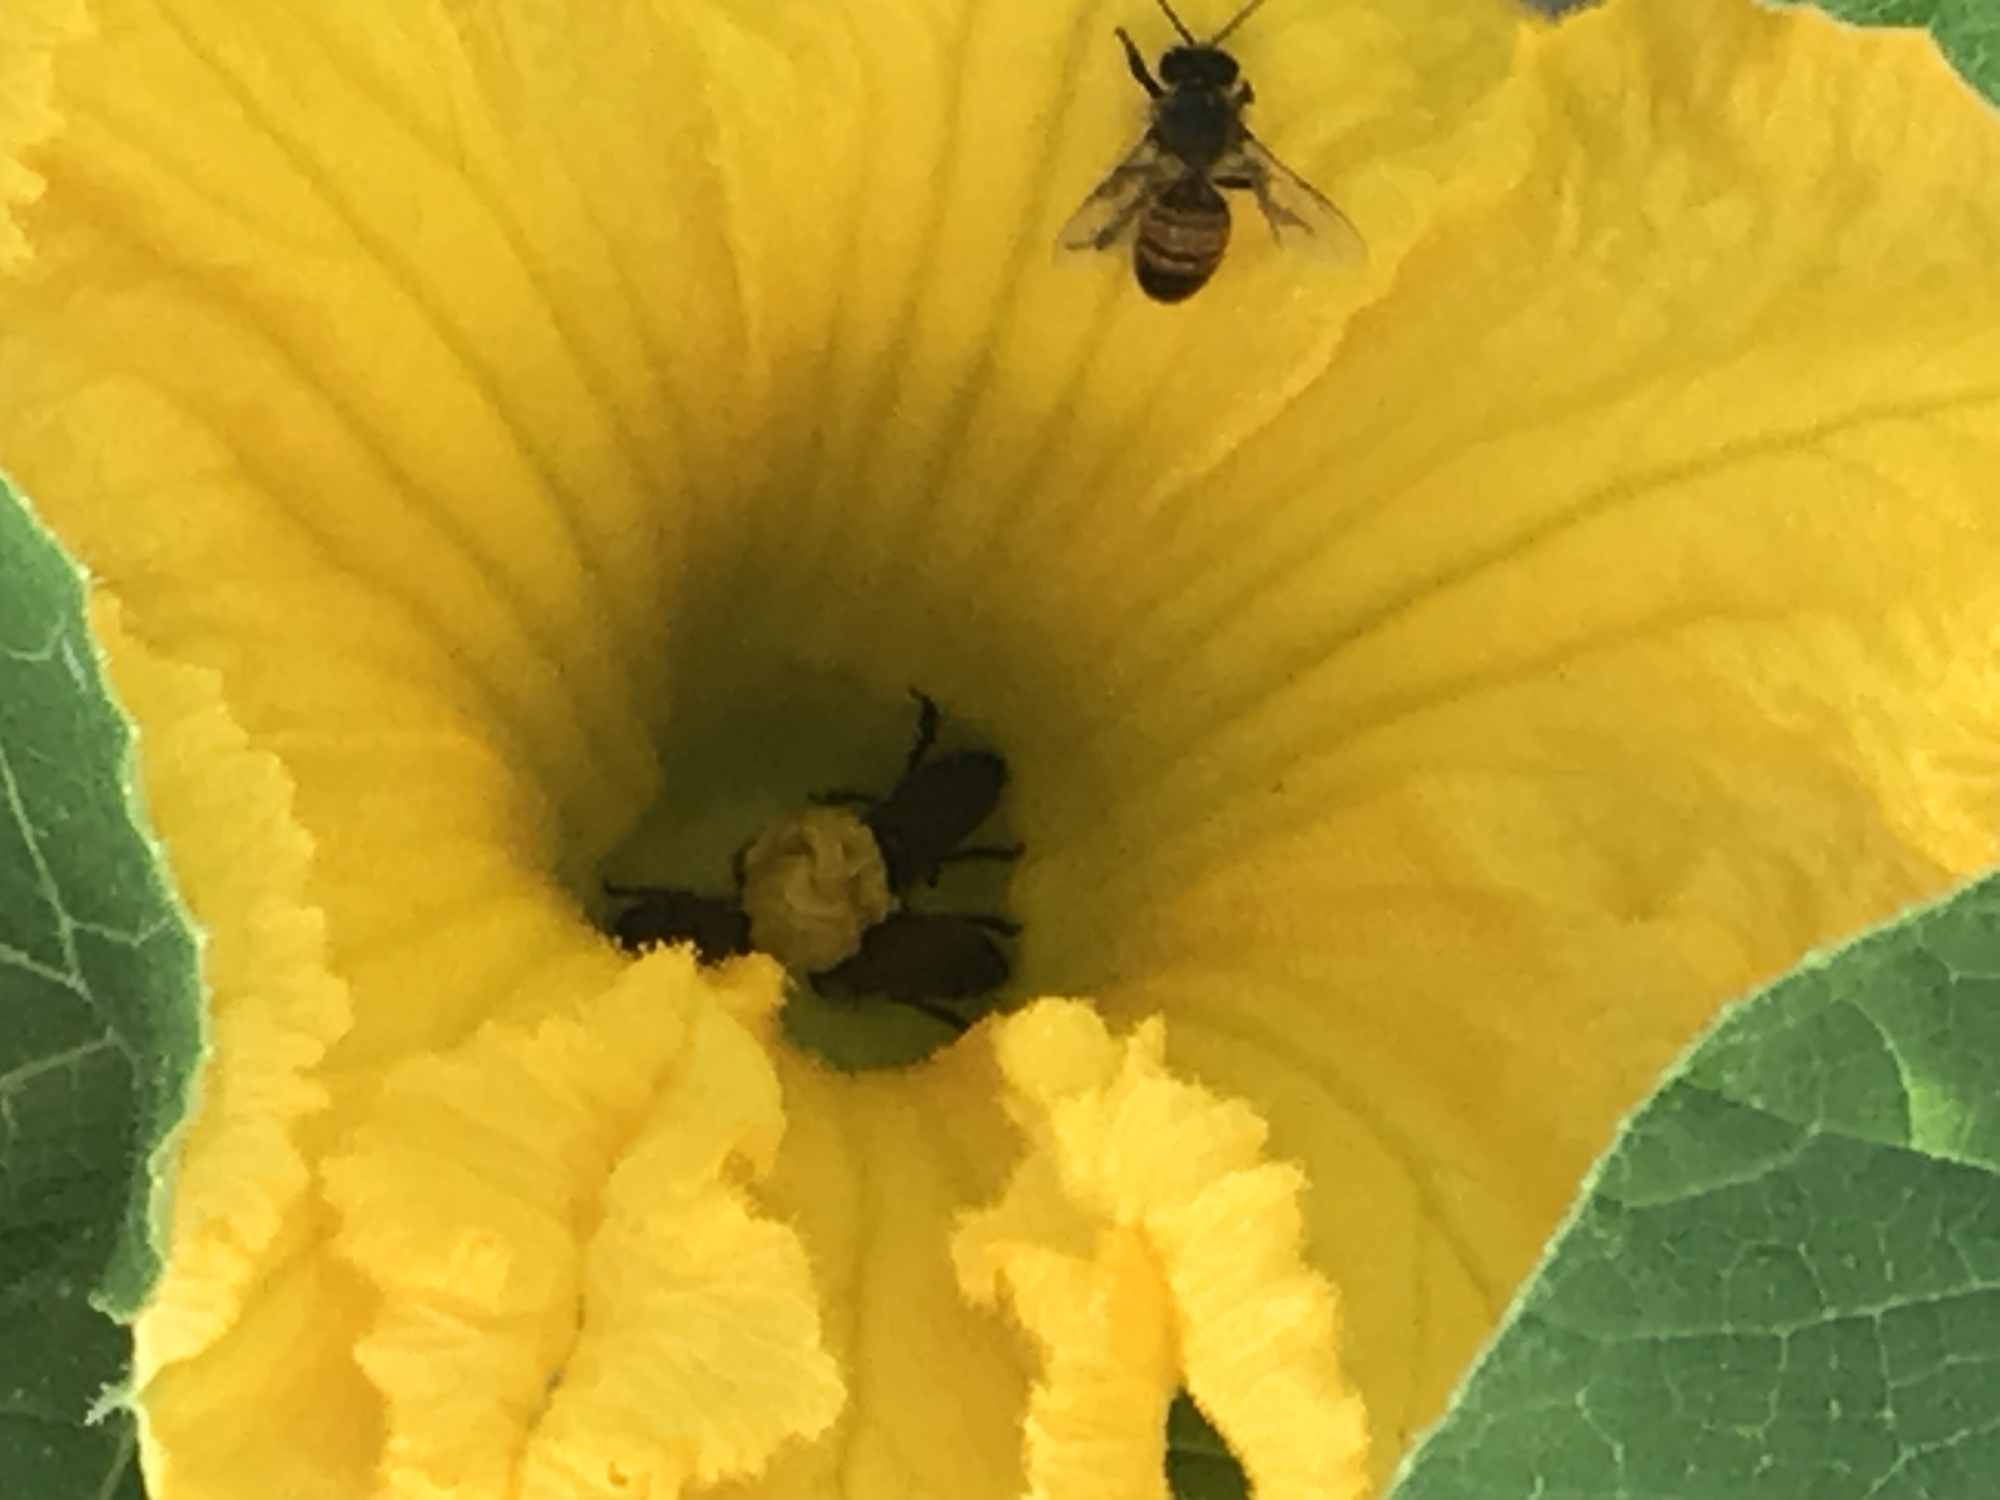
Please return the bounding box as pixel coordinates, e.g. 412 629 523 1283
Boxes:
325 956 839 1499
955 1002 1368 1500
87 600 351 1483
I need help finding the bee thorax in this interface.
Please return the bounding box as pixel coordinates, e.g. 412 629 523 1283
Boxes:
739 807 896 972
1154 87 1238 167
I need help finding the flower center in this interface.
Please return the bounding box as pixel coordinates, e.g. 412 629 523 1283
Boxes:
601 687 1025 1068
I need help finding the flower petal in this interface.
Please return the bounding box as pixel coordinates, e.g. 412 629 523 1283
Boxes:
84 601 355 1491
15 0 1987 1495
1005 0 2000 1466
325 953 840 1498
104 619 346 1370
955 1001 1368 1500
0 0 85 268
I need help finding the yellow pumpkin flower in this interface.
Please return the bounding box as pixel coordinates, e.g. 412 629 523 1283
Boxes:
4 0 1998 1496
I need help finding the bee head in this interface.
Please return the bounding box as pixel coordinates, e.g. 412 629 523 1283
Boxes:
1158 45 1240 90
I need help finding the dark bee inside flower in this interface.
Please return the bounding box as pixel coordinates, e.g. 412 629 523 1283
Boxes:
602 688 1024 1067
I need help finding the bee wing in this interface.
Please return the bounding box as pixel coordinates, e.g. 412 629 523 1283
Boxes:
606 886 750 963
1057 132 1179 252
1220 129 1366 265
814 912 1010 1005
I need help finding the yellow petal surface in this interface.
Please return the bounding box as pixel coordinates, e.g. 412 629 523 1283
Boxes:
86 598 352 1470
0 0 1517 1491
955 1001 1367 1500
324 953 840 1499
7 0 1997 1494
2 5 839 1487
87 586 836 1498
1082 1 2000 1450
0 0 84 267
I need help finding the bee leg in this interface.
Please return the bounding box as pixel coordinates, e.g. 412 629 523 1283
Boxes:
955 913 1022 938
1116 27 1163 98
929 843 1026 880
901 688 941 777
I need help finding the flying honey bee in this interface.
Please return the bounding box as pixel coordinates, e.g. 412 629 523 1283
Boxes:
1059 0 1363 302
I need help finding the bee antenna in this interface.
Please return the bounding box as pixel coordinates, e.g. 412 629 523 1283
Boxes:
1208 0 1272 45
1150 0 1199 44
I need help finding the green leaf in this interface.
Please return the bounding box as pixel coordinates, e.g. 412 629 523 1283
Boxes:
1166 1388 1249 1500
1388 872 2000 1499
0 473 204 1500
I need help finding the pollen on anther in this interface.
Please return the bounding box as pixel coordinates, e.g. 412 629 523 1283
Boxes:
738 807 896 972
